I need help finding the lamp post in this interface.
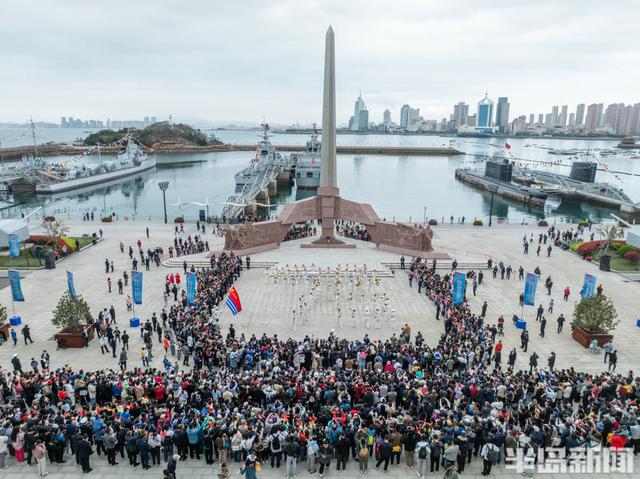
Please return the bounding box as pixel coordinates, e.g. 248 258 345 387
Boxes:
488 185 498 227
158 181 169 224
423 205 427 225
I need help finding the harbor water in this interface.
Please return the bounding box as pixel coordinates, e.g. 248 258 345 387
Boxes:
1 127 639 224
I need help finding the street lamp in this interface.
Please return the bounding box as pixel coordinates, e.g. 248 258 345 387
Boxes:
423 205 427 225
487 185 498 227
158 181 169 224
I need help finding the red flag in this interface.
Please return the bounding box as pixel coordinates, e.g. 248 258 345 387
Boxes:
505 143 511 150
226 286 242 315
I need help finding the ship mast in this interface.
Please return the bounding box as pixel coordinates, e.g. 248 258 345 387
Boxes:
30 117 38 161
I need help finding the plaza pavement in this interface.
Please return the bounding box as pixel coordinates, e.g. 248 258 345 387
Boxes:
1 219 640 478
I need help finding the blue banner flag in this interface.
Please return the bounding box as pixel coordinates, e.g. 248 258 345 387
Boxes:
523 273 538 306
582 274 597 300
67 271 77 298
8 270 24 302
186 271 197 305
8 234 19 258
452 272 466 305
132 271 143 305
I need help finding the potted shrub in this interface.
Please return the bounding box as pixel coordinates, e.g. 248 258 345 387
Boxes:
473 219 483 226
175 217 185 223
571 294 618 348
537 220 548 227
428 219 438 226
101 216 113 222
0 304 8 341
52 292 95 348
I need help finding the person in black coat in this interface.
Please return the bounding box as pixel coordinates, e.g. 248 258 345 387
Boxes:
77 434 93 473
167 453 179 479
126 430 139 466
138 433 150 469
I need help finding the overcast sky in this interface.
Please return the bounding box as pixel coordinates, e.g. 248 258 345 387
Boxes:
1 0 638 126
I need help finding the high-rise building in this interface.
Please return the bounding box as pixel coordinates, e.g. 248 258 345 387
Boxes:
528 114 535 125
568 113 576 127
544 113 553 126
407 108 422 132
400 104 411 129
559 105 568 127
537 114 544 125
575 104 585 126
495 97 510 133
596 103 605 127
604 103 625 132
476 93 494 129
452 102 469 130
150 116 157 124
383 109 391 125
349 92 367 131
357 109 369 131
551 106 559 125
585 103 599 132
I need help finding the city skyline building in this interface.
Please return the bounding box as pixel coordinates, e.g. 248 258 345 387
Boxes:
575 103 585 126
452 102 469 130
528 113 535 125
383 109 391 125
400 104 411 129
551 105 559 125
569 112 576 127
559 105 568 127
60 115 156 129
495 97 510 133
348 92 368 131
476 93 494 130
585 103 599 132
596 103 605 128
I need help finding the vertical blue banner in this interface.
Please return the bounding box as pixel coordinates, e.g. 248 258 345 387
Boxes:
523 273 538 306
452 272 466 305
132 271 143 305
186 271 197 305
582 274 597 300
8 234 19 258
8 270 24 302
67 271 77 298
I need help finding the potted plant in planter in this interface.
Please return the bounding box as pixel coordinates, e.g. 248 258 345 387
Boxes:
52 292 95 348
595 224 624 272
0 304 8 342
571 294 618 348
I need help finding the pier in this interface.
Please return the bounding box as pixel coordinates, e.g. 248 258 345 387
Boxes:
232 144 462 155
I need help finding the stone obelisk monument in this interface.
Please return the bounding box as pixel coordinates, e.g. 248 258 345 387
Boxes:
313 26 344 245
222 26 437 258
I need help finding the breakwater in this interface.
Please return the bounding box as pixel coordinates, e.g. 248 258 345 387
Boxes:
232 144 462 155
0 143 461 160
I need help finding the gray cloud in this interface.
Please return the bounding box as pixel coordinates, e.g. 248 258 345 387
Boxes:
0 0 638 125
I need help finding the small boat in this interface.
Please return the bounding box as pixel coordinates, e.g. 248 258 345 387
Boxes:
548 148 578 155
